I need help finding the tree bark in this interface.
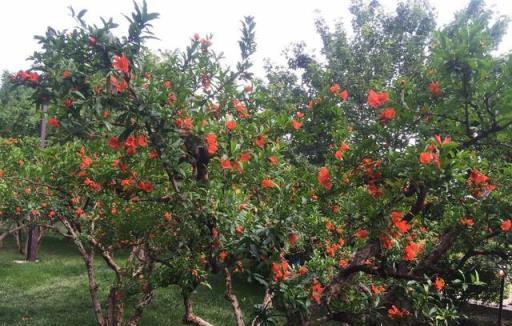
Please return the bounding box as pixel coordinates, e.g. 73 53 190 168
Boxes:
224 267 245 326
25 225 40 261
105 287 124 326
183 295 214 326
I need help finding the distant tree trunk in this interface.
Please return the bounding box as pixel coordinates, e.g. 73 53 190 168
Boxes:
24 103 48 262
25 226 40 261
105 287 124 326
14 222 25 255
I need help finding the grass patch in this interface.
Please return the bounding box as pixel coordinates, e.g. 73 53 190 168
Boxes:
0 235 263 325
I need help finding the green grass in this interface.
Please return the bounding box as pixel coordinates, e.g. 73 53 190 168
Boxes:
0 235 263 326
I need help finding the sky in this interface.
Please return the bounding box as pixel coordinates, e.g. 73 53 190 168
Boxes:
1 0 512 78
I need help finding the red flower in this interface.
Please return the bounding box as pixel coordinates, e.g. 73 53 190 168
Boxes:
108 136 120 149
354 229 369 239
268 156 278 165
295 112 304 119
255 135 266 148
379 108 396 124
148 149 158 159
239 152 251 162
291 119 302 130
329 83 341 94
137 181 153 193
310 279 324 303
272 261 291 282
220 159 232 170
111 76 128 93
367 90 389 108
226 120 237 131
298 265 308 276
62 70 72 79
404 241 423 261
63 98 74 108
428 81 442 97
434 134 451 146
176 117 193 131
467 170 495 199
48 117 59 128
235 225 245 236
318 167 332 190
163 80 172 89
113 55 129 73
501 219 511 232
75 207 85 217
205 133 218 156
167 92 177 105
288 232 299 246
80 156 93 170
434 276 445 292
261 178 276 189
339 90 349 101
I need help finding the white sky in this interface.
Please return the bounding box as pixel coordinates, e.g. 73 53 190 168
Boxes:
1 0 511 78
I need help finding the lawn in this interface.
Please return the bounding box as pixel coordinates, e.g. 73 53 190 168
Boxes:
0 235 264 326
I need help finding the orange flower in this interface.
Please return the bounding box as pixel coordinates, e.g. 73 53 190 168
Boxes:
367 89 388 108
371 284 385 295
338 258 349 268
136 135 148 147
318 167 332 190
298 265 308 276
80 155 93 170
379 108 396 124
112 55 129 73
291 119 302 130
167 92 177 105
329 83 341 94
419 152 434 165
428 81 442 97
404 241 423 261
501 219 511 232
459 217 474 227
295 112 304 119
110 76 128 93
388 305 410 319
163 212 172 222
261 178 276 189
226 120 237 131
62 70 72 78
205 133 218 156
48 117 59 128
148 149 159 159
434 276 445 292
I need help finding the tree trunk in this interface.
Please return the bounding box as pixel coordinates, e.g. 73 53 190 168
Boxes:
14 223 25 255
25 225 40 261
105 287 124 326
